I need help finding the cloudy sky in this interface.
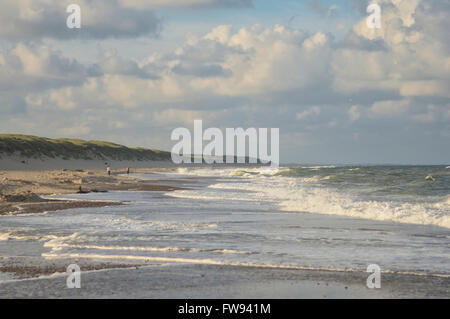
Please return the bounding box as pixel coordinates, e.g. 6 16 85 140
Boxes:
0 0 448 164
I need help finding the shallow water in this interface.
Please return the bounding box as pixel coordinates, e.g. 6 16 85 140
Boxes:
0 166 449 280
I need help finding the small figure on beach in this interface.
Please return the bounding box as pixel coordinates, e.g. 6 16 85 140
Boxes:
127 167 130 175
106 164 111 176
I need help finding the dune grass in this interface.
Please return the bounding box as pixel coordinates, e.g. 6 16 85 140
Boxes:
0 134 171 161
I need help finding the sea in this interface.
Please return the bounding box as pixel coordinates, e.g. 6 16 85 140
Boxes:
0 165 449 284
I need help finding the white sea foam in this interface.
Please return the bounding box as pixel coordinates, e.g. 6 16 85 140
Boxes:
43 233 80 251
40 252 450 278
172 166 289 178
0 232 11 241
43 242 250 255
166 168 450 229
76 216 218 232
167 190 263 202
0 232 64 242
279 188 450 229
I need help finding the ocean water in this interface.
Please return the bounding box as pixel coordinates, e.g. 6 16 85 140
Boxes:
0 165 449 283
168 165 450 228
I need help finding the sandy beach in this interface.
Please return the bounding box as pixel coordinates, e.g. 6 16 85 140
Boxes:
1 0 449 303
0 261 448 298
0 161 189 287
0 164 182 216
0 161 449 299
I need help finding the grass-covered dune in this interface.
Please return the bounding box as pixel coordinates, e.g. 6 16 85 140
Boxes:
0 134 171 161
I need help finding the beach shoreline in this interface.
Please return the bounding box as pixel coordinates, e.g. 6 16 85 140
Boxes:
0 262 448 298
0 164 184 216
0 162 194 287
1 162 449 299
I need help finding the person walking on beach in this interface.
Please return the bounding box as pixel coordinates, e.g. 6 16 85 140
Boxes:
106 164 111 176
127 167 130 175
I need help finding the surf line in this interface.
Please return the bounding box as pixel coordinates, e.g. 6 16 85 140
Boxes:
41 252 450 278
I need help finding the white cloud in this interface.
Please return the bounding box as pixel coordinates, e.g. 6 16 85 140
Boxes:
296 106 321 120
332 0 450 99
0 0 254 40
183 26 331 96
411 104 450 124
0 0 161 40
32 24 331 112
399 81 450 98
0 43 87 94
369 99 410 117
0 0 448 163
119 0 253 9
348 105 361 121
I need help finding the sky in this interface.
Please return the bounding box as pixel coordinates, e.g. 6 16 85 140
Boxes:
0 0 449 164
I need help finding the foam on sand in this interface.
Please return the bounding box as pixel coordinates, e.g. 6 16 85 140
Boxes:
41 252 450 278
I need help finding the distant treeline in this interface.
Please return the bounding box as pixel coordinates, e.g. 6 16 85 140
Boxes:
0 134 171 161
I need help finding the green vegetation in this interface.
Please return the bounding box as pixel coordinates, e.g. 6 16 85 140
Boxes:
0 134 171 161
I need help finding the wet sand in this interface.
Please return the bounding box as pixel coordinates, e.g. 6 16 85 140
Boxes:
0 200 124 216
0 165 196 290
0 256 143 280
1 165 448 299
0 262 448 298
0 167 184 216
